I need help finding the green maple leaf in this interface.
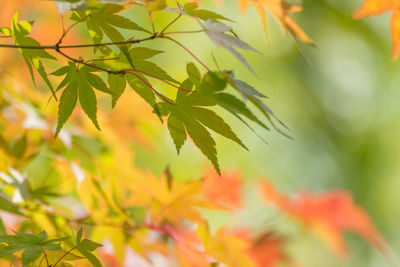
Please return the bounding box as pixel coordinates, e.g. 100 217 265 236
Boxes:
53 63 113 135
108 73 126 108
0 231 69 267
95 46 177 108
72 3 149 68
74 228 102 267
162 68 248 174
10 13 57 100
166 3 232 22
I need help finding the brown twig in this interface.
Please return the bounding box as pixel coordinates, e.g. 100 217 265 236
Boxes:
42 250 49 267
125 68 191 92
85 56 120 64
0 34 157 50
53 247 76 267
38 254 44 267
160 35 210 71
148 10 156 34
163 29 204 35
159 13 182 35
126 71 176 105
57 15 90 47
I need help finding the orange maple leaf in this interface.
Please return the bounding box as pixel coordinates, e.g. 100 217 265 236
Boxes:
249 232 288 267
191 0 313 45
198 225 257 267
260 181 389 258
239 0 314 45
354 0 400 58
234 229 289 267
202 169 243 209
173 226 210 267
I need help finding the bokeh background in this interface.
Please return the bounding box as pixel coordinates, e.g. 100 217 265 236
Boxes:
1 0 399 266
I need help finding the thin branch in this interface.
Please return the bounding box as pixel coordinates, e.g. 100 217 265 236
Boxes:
85 56 120 64
126 71 176 105
55 49 123 75
60 14 66 33
0 34 157 50
159 13 182 35
42 250 49 267
161 36 210 71
57 15 89 46
163 29 204 35
148 10 156 34
125 68 192 92
53 247 76 267
38 254 44 267
0 44 58 49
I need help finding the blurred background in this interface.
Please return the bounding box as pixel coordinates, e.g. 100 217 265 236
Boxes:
1 0 400 266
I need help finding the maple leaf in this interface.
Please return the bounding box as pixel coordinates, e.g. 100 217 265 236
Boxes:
122 172 222 225
249 232 288 267
260 181 390 258
354 0 400 58
202 169 243 209
198 225 257 267
10 13 57 100
162 69 248 174
194 0 313 45
234 229 289 267
203 19 262 74
171 226 210 267
239 0 314 45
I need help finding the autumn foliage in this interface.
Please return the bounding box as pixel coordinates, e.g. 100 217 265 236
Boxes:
0 0 395 266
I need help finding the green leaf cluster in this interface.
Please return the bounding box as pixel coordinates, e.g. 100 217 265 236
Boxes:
0 231 68 266
10 13 57 99
74 228 102 267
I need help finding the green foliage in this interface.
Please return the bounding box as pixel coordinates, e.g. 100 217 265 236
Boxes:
0 229 101 267
74 229 102 267
10 13 57 100
2 0 287 172
0 231 68 266
0 1 395 266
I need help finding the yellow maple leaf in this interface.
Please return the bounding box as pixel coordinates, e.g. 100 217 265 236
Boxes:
198 225 257 267
122 172 223 225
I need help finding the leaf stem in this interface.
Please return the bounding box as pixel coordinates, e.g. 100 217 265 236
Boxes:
163 29 204 35
57 15 89 47
125 68 191 92
53 247 76 267
159 13 182 35
160 36 210 71
38 254 44 267
148 10 156 34
85 56 120 64
42 249 49 267
126 71 176 105
0 34 157 50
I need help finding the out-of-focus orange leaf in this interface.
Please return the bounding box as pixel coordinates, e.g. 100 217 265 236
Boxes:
122 172 222 225
202 169 243 209
260 181 389 258
249 232 288 267
234 229 288 267
240 0 314 45
198 225 257 267
194 0 314 45
354 0 400 58
100 251 119 267
173 226 210 267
